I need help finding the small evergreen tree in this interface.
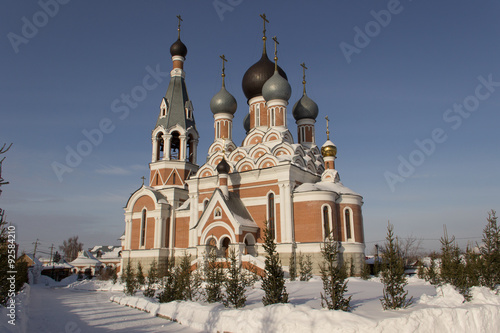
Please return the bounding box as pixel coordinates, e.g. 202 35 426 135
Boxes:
111 266 118 284
464 244 481 289
480 210 500 290
203 248 225 303
136 262 145 287
416 260 425 280
175 253 200 301
123 260 138 296
223 248 247 308
360 261 371 280
157 256 176 303
380 222 413 310
298 252 313 282
349 258 355 277
261 227 288 305
289 242 297 281
319 234 351 311
425 254 440 286
144 259 159 298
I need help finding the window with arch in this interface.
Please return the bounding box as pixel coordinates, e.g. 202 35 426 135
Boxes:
268 193 275 239
170 131 180 160
269 107 275 126
344 208 353 241
140 209 147 247
215 122 220 139
323 205 331 239
203 199 209 211
162 107 166 117
156 132 164 161
187 134 195 163
214 207 222 218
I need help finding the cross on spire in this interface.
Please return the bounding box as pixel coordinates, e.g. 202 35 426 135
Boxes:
300 62 308 94
141 176 146 186
325 116 330 140
220 54 227 87
272 36 279 70
176 15 183 39
260 13 269 40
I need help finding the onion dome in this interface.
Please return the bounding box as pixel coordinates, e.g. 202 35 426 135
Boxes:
216 157 230 174
242 50 287 101
321 140 337 157
243 113 250 133
292 93 319 121
210 86 237 115
170 38 187 58
262 70 291 102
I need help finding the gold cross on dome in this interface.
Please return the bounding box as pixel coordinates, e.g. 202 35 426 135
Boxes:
220 54 227 85
260 13 269 39
325 116 330 140
176 15 183 38
272 36 279 69
300 62 308 94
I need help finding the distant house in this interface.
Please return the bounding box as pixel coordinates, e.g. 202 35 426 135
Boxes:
69 250 102 276
89 245 122 273
41 260 74 281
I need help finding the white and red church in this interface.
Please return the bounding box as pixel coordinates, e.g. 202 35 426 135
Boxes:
121 19 365 274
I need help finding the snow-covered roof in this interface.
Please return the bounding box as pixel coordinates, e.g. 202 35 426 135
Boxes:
294 180 361 197
69 250 102 267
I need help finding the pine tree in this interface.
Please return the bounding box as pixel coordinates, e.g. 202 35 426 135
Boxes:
289 242 297 281
157 256 176 303
261 227 288 305
136 262 145 287
425 254 440 286
416 260 425 280
111 266 118 284
319 234 351 311
360 261 371 280
223 248 247 308
298 252 313 282
144 259 159 298
480 210 500 290
123 260 138 296
203 248 225 303
380 222 413 310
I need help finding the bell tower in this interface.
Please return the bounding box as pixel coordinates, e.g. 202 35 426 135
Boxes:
150 16 199 188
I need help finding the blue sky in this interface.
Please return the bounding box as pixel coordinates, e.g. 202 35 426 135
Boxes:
1 0 499 257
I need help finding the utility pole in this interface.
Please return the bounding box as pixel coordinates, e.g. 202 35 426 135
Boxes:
33 238 40 258
49 243 55 280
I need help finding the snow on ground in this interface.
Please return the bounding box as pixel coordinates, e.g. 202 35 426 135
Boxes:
2 276 499 332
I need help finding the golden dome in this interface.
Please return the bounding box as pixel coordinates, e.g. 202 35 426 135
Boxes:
321 139 337 157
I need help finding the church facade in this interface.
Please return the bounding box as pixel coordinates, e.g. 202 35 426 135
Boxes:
121 21 365 274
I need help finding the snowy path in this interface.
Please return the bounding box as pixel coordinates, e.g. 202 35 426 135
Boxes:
27 285 200 333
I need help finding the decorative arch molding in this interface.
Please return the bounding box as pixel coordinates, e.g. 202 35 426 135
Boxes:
321 169 340 183
196 165 216 178
282 130 294 144
306 150 317 163
125 186 168 212
208 140 236 155
271 142 295 157
292 155 306 168
243 129 265 146
309 145 321 156
152 125 168 139
262 129 282 142
306 159 317 173
185 126 200 141
167 124 187 136
256 154 279 169
243 233 256 245
293 145 306 157
235 157 256 172
200 222 237 245
316 163 325 175
249 145 271 160
228 148 248 163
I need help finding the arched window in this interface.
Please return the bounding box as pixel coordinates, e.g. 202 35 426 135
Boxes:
268 193 275 239
214 207 222 218
269 108 275 126
170 131 180 160
187 134 194 163
323 205 331 239
255 104 260 126
156 132 164 161
140 209 147 247
215 122 220 139
203 199 209 210
345 208 353 241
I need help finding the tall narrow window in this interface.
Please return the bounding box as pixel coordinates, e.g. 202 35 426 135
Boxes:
170 131 180 160
268 193 275 239
172 172 176 184
269 108 275 126
323 206 330 239
140 209 147 247
216 122 220 139
345 209 352 240
203 199 209 210
255 104 260 126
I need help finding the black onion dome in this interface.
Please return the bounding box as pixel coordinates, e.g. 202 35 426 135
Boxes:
216 157 230 174
262 70 292 102
170 38 187 58
243 113 250 133
292 93 319 121
210 86 237 115
242 51 287 101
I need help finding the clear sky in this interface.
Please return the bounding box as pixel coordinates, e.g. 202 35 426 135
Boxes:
1 0 499 257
